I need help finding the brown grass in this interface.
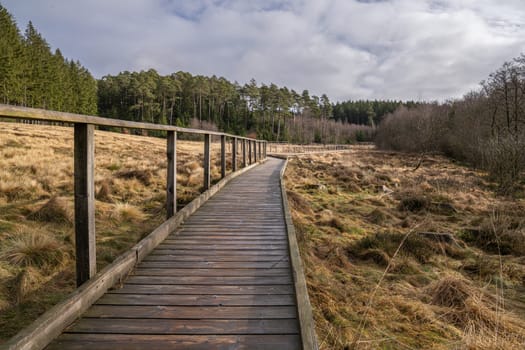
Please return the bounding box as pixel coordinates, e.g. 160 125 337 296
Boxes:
0 121 226 342
0 231 65 270
27 197 73 224
285 146 525 349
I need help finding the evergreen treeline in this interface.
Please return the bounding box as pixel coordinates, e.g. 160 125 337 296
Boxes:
0 5 97 114
332 100 419 126
1 4 378 143
98 71 339 141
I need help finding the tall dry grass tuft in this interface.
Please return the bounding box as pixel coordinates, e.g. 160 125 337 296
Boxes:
110 203 147 223
425 275 525 348
0 231 65 270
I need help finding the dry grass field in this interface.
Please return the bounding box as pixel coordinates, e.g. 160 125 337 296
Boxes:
0 121 231 342
285 147 525 349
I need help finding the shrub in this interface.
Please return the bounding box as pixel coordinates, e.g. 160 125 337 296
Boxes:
481 135 525 193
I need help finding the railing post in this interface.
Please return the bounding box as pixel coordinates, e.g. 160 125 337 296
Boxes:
74 123 96 287
203 133 211 190
259 141 262 159
232 137 238 172
254 141 258 162
242 139 246 167
220 135 226 178
264 142 267 158
166 131 177 218
248 140 252 164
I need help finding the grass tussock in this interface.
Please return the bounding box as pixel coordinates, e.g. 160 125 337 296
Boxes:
285 147 525 349
116 169 153 186
0 231 65 270
110 203 147 223
425 275 525 346
26 197 73 224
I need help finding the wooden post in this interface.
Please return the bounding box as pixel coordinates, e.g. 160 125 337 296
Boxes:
248 140 252 164
220 135 226 178
242 139 246 167
232 137 237 172
264 142 267 158
74 123 96 287
166 131 177 218
203 133 211 190
254 141 258 162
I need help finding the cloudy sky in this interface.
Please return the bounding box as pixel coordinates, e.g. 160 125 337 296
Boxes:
3 0 525 101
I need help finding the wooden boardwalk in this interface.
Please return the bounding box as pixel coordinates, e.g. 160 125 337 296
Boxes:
47 158 302 349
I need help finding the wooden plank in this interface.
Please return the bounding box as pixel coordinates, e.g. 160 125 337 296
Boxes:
249 140 252 164
65 318 299 335
97 294 297 306
220 135 226 178
177 223 286 232
156 243 288 250
47 334 301 350
203 133 211 190
171 234 287 239
232 137 237 171
242 138 247 167
162 239 287 245
124 275 293 285
166 130 177 218
0 104 262 141
132 268 291 277
74 123 96 287
143 255 289 262
139 262 291 269
279 159 319 350
84 305 297 319
110 284 295 295
0 155 268 350
144 250 290 257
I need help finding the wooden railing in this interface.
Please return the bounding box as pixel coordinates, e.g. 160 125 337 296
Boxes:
267 142 350 154
0 104 267 286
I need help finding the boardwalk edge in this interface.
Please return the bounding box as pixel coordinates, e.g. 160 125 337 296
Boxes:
0 159 267 350
279 157 319 350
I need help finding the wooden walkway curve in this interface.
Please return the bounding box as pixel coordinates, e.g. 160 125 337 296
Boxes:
46 158 304 350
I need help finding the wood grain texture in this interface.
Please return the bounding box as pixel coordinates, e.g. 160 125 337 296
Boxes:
0 104 260 141
42 158 306 350
46 334 301 350
74 123 96 287
220 135 226 178
280 158 319 350
166 130 177 218
1 159 268 350
203 133 211 191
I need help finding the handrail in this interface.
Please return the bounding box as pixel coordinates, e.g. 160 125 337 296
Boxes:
0 104 259 140
267 142 350 154
0 104 267 286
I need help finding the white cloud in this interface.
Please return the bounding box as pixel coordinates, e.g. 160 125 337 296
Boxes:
3 0 525 101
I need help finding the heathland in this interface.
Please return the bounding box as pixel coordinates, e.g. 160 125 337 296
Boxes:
285 148 525 349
